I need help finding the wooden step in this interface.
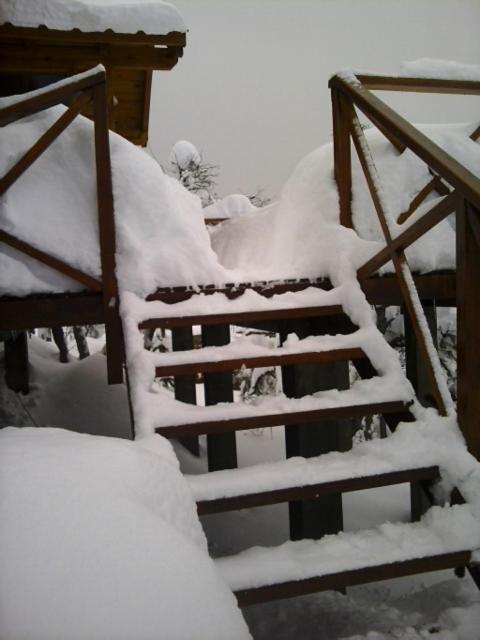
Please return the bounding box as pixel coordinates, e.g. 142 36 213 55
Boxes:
192 465 439 515
215 502 476 606
231 551 471 607
154 346 367 377
155 399 410 438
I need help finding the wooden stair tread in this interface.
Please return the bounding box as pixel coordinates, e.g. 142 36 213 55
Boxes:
191 464 439 514
215 502 476 606
154 346 367 377
155 399 410 438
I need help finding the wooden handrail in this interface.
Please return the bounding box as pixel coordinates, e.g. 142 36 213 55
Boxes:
355 74 480 95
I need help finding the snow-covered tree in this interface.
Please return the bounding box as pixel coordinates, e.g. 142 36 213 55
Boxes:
166 140 218 206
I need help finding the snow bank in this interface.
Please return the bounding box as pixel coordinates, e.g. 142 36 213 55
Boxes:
0 427 251 639
0 0 186 35
0 101 229 296
204 193 257 218
211 123 479 281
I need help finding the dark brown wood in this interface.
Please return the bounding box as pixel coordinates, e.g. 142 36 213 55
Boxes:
205 217 228 225
0 229 103 291
92 81 123 384
332 88 353 227
202 324 237 472
4 331 29 394
1 43 181 73
362 272 455 306
0 23 186 47
347 105 448 416
357 192 457 280
155 347 367 377
140 305 345 330
0 93 91 195
355 74 480 95
0 292 104 330
197 466 439 515
456 200 480 460
0 69 105 126
155 400 409 438
171 327 200 457
329 75 480 210
397 176 450 225
234 551 471 607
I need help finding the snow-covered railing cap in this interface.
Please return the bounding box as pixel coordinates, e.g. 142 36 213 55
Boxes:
0 0 186 37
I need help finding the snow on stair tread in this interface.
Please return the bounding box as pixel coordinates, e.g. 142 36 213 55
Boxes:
216 503 479 593
187 428 441 504
150 330 369 374
149 373 413 430
122 287 344 325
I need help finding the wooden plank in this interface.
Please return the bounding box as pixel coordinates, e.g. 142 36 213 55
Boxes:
155 401 409 438
397 175 449 224
234 551 471 607
355 74 480 95
0 229 102 291
197 466 440 515
202 324 237 472
456 199 480 460
155 347 367 377
0 93 91 195
362 273 455 306
0 23 186 47
0 292 104 330
329 75 480 210
347 106 448 416
331 88 353 227
171 327 200 457
0 43 181 72
92 81 123 385
140 306 345 330
0 70 105 126
357 192 457 280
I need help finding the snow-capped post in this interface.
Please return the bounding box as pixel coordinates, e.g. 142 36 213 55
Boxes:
456 198 480 461
92 72 124 385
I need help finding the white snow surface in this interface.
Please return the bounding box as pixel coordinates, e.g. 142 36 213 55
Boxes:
0 98 228 297
0 427 251 640
204 193 257 218
400 58 480 82
0 0 186 35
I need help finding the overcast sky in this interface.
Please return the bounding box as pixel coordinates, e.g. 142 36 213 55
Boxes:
149 0 480 199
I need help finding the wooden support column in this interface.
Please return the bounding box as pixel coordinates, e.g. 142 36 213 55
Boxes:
4 332 29 394
457 200 480 461
404 300 438 520
172 327 200 457
331 88 353 228
202 324 237 471
281 317 353 541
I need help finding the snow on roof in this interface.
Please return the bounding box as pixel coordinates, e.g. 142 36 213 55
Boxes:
0 427 251 639
0 0 186 35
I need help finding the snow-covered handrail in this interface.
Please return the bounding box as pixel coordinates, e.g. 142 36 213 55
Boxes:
0 67 123 384
329 71 480 459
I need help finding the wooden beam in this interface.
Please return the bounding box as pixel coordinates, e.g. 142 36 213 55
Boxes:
0 23 186 47
357 192 457 280
0 69 105 126
234 551 471 607
0 229 102 291
331 88 353 227
0 43 181 73
0 93 91 195
355 74 480 95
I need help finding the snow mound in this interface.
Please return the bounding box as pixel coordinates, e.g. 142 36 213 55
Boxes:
0 103 229 296
204 193 257 218
400 58 480 82
0 0 186 35
0 427 251 639
211 123 479 281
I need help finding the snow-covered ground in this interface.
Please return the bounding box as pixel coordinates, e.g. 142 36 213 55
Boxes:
1 337 479 639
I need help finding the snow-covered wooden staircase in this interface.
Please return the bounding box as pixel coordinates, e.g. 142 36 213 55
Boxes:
121 279 479 605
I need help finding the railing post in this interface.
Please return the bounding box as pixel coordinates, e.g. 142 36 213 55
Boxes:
331 88 352 228
456 198 480 460
92 79 124 384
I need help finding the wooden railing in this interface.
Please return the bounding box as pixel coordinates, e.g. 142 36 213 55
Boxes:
0 67 123 384
329 72 480 459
